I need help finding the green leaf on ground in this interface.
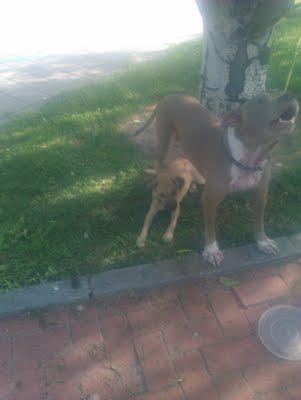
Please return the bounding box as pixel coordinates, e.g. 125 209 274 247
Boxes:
176 249 193 254
219 276 239 287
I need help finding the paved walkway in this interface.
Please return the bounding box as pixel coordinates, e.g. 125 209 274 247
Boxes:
0 51 159 124
0 260 301 400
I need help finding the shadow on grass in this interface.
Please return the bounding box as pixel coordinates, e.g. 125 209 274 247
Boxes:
2 148 301 290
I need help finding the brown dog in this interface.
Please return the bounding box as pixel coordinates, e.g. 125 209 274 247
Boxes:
137 158 204 248
135 93 299 266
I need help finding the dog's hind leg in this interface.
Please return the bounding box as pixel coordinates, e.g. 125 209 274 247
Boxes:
162 205 180 243
136 203 158 248
156 116 173 167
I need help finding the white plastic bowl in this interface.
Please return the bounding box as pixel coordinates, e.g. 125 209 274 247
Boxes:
258 305 301 361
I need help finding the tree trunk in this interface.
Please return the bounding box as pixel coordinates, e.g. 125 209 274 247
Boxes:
196 0 294 116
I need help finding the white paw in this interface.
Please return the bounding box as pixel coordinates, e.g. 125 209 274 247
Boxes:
257 238 279 255
202 242 224 267
136 236 146 248
163 231 173 243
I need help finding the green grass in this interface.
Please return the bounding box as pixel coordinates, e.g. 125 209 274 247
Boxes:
0 18 301 289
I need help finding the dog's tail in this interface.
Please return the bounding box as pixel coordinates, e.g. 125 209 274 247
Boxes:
130 105 159 136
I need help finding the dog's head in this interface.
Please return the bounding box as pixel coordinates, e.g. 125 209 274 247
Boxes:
144 168 185 211
221 93 299 148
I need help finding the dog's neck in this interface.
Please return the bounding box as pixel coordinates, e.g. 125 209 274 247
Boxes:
226 127 264 168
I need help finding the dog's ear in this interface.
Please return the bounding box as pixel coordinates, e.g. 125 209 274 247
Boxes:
144 169 158 189
173 176 185 191
221 108 242 129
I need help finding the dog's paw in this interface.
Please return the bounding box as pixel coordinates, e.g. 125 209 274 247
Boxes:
202 242 224 267
163 231 174 243
136 236 146 248
257 238 279 255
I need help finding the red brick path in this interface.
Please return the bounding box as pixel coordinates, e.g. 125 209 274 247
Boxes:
1 260 301 399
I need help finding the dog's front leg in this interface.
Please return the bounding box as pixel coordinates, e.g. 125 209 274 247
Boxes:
202 188 225 267
136 204 158 248
253 172 279 255
163 205 180 243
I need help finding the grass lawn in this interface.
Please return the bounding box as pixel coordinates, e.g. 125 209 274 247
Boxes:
1 17 301 289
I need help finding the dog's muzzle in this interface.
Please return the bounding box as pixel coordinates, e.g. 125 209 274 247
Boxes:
271 93 299 133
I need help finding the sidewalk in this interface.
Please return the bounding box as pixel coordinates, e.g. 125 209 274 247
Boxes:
0 51 159 124
0 259 301 400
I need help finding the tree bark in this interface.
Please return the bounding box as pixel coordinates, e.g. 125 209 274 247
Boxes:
196 0 294 116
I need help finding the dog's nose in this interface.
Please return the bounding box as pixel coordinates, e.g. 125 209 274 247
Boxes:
165 199 177 211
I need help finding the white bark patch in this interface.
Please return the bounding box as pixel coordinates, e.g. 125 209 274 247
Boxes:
240 59 267 101
247 43 259 59
198 0 290 115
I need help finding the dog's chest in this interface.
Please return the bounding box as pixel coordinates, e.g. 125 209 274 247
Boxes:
230 166 262 191
226 128 264 191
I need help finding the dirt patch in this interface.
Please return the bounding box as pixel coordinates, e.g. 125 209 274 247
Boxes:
120 105 157 155
119 105 185 163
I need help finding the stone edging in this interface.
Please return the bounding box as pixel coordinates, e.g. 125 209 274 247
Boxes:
0 233 300 317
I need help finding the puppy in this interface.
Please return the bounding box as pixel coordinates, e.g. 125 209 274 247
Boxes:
136 158 204 248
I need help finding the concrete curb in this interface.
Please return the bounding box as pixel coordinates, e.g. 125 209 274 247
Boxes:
0 234 300 317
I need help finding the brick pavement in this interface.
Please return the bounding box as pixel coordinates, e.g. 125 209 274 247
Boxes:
0 259 301 399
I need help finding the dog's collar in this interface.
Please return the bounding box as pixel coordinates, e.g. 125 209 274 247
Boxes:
222 131 267 172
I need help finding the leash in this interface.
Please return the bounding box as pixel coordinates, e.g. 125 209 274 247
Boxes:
284 34 301 92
